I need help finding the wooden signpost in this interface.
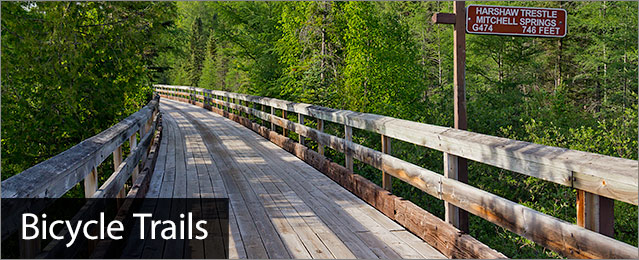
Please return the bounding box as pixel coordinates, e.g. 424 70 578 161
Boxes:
433 1 469 233
431 2 617 239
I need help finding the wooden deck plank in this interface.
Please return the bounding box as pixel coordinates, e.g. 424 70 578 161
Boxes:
157 99 448 259
207 104 440 259
198 116 334 259
163 111 178 184
236 131 438 259
168 105 291 259
165 105 269 259
120 113 170 258
209 109 405 259
223 109 444 259
164 99 424 259
184 113 247 259
204 112 361 259
139 113 179 259
187 101 432 259
146 116 169 198
181 117 205 258
195 138 247 259
187 125 228 259
163 113 186 258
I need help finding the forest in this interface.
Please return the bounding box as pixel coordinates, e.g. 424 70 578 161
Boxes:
1 1 637 258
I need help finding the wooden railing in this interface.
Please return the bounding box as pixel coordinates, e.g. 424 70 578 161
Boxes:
155 84 638 259
1 95 161 257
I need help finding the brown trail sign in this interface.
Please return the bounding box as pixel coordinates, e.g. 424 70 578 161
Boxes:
466 5 567 37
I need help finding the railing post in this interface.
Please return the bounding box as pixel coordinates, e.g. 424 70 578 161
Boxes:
129 133 138 183
381 135 392 191
298 113 305 145
84 167 98 198
317 119 324 156
282 110 288 137
344 125 353 171
249 101 254 121
114 145 125 200
444 153 468 232
270 106 275 130
577 190 614 237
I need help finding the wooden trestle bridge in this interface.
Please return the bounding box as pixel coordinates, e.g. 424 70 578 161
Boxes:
2 85 637 259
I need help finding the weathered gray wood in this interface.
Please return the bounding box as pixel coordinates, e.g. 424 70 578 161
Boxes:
282 109 288 137
2 96 159 199
172 114 188 199
178 112 291 259
444 153 462 230
156 85 637 205
298 113 305 145
161 102 269 259
198 96 637 259
317 118 325 155
160 88 639 258
345 125 353 171
577 190 615 237
186 121 228 259
193 126 248 259
270 106 275 131
121 120 168 258
140 115 177 259
180 117 206 258
83 168 98 198
162 98 452 259
206 105 452 259
214 110 400 259
113 145 125 199
381 135 392 191
212 116 349 259
208 122 321 258
145 115 169 198
2 98 158 242
129 133 139 183
96 115 163 259
92 119 157 199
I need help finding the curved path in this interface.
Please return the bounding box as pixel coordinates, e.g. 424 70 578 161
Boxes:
137 98 445 259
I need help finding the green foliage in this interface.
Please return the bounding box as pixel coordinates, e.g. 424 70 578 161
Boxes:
1 1 176 180
188 17 206 86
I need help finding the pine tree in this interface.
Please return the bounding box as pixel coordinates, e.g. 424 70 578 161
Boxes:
199 30 218 88
188 17 206 86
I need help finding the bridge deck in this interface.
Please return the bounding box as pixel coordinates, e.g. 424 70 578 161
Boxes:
131 98 445 259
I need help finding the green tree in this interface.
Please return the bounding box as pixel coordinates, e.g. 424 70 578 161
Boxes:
188 17 206 86
1 1 177 179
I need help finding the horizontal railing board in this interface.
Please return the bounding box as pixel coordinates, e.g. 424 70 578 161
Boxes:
1 96 159 199
156 85 638 205
159 92 639 259
93 117 158 199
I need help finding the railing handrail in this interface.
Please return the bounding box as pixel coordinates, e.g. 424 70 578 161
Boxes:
1 96 160 199
155 84 637 205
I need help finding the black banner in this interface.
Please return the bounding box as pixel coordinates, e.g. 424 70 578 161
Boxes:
1 198 229 259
